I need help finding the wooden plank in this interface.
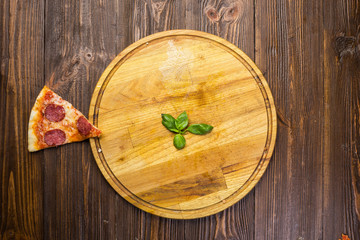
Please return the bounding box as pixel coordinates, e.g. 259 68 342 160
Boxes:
43 0 136 239
324 0 360 239
131 0 187 238
0 0 44 239
254 0 325 239
255 0 360 239
196 1 256 239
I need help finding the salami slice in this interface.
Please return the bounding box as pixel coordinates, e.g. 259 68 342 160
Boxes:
45 104 65 122
77 116 92 136
44 129 66 146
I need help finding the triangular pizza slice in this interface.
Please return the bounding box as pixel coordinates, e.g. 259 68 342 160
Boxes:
28 86 101 152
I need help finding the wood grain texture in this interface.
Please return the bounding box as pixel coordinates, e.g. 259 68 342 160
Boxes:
1 0 360 238
255 0 326 239
43 0 136 239
197 1 257 237
322 1 360 238
89 30 276 219
0 0 45 239
255 0 360 239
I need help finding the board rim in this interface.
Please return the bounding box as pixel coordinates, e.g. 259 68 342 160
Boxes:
89 29 277 219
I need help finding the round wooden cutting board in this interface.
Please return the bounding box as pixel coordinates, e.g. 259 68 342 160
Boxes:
89 30 277 219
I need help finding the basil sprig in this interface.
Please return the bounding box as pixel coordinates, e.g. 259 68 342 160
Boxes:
161 111 213 149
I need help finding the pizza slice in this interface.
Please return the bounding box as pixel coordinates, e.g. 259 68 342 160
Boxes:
28 86 101 152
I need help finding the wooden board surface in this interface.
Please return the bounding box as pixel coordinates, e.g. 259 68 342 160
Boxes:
89 30 277 219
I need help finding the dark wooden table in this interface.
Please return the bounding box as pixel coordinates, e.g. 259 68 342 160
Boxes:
1 0 360 239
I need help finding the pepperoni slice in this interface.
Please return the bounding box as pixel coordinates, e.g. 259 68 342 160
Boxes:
77 116 93 136
44 129 66 146
45 104 65 122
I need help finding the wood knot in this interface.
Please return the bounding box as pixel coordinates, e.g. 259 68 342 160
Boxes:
150 0 166 23
205 7 220 23
205 0 243 24
223 2 242 22
84 52 94 63
63 55 81 78
276 108 291 128
6 84 15 95
334 30 360 62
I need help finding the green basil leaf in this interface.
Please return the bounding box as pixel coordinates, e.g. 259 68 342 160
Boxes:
186 124 213 135
161 114 177 133
173 134 186 149
175 111 188 131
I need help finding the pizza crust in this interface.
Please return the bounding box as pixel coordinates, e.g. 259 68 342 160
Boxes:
28 110 39 152
28 86 48 152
